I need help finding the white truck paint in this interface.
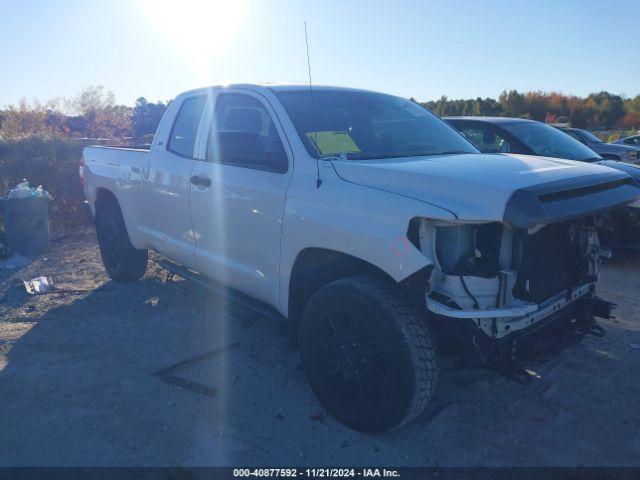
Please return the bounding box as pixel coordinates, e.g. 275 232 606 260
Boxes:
82 84 640 432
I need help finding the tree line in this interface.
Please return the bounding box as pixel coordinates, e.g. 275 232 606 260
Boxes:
0 86 169 141
422 90 640 130
1 86 639 141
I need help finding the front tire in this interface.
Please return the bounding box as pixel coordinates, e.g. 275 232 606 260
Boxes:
299 275 438 432
96 207 148 282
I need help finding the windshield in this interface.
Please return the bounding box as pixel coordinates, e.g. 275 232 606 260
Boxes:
502 122 602 162
575 128 603 143
274 89 479 159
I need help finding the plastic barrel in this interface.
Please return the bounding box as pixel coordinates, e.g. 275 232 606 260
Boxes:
4 196 51 256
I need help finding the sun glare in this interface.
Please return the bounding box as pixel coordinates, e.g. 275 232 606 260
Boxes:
138 0 247 81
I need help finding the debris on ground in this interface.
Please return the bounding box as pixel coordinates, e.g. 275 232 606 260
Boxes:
23 276 54 295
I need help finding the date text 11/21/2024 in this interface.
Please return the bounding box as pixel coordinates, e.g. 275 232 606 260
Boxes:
232 468 400 477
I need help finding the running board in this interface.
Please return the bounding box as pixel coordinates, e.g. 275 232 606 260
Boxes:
157 259 285 324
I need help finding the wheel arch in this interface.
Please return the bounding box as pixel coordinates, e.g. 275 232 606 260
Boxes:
286 247 432 347
94 187 121 222
93 188 144 249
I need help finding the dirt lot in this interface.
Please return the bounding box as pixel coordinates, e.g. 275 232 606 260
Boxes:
1 228 639 467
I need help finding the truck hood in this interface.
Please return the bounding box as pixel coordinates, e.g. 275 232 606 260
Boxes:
332 153 640 228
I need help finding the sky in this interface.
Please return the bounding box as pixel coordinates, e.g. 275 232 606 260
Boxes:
1 0 639 108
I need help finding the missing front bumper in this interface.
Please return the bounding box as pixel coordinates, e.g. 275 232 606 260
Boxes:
468 295 613 383
493 297 604 362
427 283 594 338
428 289 615 382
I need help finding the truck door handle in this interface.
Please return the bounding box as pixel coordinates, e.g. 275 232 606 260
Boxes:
190 175 212 188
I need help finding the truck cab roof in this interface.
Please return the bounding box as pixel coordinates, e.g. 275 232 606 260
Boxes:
176 83 382 99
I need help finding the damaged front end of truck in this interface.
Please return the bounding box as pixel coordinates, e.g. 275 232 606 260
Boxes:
414 175 640 381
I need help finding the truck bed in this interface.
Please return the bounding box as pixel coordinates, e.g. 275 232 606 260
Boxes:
83 145 150 168
82 146 151 231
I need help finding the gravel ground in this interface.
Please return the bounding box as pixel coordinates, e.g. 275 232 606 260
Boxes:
0 228 639 467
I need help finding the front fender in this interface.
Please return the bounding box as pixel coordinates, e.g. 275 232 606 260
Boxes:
278 165 455 316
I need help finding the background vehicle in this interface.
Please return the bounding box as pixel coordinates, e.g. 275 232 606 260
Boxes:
82 85 640 432
445 117 640 181
447 116 640 249
612 134 640 147
557 126 639 163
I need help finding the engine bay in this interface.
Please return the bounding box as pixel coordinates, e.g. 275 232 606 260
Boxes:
418 217 610 316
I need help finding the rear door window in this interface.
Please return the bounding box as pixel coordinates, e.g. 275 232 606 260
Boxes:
167 95 207 158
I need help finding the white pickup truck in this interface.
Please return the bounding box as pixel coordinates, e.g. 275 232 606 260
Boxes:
81 84 640 432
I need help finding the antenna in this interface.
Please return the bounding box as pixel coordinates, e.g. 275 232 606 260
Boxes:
304 21 322 188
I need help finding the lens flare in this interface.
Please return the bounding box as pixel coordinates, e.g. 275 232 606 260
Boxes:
138 0 247 82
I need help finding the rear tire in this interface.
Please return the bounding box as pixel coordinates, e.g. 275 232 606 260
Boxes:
299 275 438 432
96 207 148 282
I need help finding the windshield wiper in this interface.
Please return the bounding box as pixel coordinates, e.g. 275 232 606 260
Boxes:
346 151 471 160
427 151 470 156
346 153 413 160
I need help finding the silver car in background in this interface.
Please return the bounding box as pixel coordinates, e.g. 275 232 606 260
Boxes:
558 127 639 163
612 134 640 148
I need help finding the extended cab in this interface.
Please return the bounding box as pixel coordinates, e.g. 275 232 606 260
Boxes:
82 85 640 432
